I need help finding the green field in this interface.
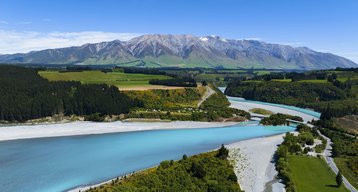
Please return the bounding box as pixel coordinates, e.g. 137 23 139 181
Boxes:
255 70 271 75
271 78 292 82
288 155 348 192
196 73 246 81
334 71 358 81
248 108 273 115
39 70 172 88
298 79 328 83
337 76 358 82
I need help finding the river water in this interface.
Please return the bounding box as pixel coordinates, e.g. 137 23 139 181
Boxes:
0 92 320 192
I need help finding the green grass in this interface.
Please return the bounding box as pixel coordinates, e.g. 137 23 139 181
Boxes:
216 69 247 73
337 76 358 82
248 108 273 115
333 71 358 81
255 70 271 75
196 73 244 80
298 79 328 83
288 155 349 192
334 157 358 189
271 78 292 82
39 70 172 88
244 80 262 83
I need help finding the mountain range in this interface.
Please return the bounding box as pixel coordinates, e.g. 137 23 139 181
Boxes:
0 34 356 70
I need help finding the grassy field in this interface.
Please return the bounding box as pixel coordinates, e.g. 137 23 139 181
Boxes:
298 79 328 83
248 108 273 115
255 70 271 75
334 157 358 189
271 78 292 82
196 73 246 81
288 155 348 192
39 70 172 89
335 71 358 82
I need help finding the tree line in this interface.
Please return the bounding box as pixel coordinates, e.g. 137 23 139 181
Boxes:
261 113 303 126
225 79 358 119
0 65 142 122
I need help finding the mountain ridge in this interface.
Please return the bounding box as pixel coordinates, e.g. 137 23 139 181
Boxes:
0 34 356 70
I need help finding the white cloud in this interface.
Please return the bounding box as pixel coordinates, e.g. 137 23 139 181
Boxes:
41 19 51 22
15 21 32 25
0 30 142 54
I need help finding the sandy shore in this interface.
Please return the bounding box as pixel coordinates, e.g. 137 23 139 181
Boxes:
227 134 286 192
0 120 238 141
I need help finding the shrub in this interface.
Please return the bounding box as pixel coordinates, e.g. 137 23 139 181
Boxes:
190 162 206 179
303 147 310 154
216 144 229 159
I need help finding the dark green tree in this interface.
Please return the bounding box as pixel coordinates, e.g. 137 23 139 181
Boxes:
217 144 229 159
190 162 206 179
336 170 343 187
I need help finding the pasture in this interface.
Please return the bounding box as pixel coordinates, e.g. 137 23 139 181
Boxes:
288 155 348 192
39 70 172 89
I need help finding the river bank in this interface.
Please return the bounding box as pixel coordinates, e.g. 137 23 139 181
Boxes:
229 98 319 122
227 134 286 192
0 120 240 141
67 133 287 192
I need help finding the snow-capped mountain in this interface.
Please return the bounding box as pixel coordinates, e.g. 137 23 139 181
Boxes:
0 34 356 70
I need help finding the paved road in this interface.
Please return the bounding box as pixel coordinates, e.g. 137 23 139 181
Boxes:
197 86 215 107
317 129 358 192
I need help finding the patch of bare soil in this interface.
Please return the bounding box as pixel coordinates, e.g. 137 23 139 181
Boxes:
334 115 358 134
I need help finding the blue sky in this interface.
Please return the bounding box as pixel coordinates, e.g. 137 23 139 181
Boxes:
0 0 357 62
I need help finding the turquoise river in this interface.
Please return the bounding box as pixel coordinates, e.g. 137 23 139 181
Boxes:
0 95 319 192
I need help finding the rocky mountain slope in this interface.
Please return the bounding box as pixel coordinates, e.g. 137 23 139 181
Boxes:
0 34 356 69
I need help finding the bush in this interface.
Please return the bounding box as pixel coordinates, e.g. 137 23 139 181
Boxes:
228 172 238 182
297 124 311 133
190 162 206 179
305 138 314 145
261 113 302 126
216 144 229 159
303 147 310 154
159 160 172 169
289 144 302 154
85 113 105 122
88 149 243 192
149 78 197 87
314 143 325 153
